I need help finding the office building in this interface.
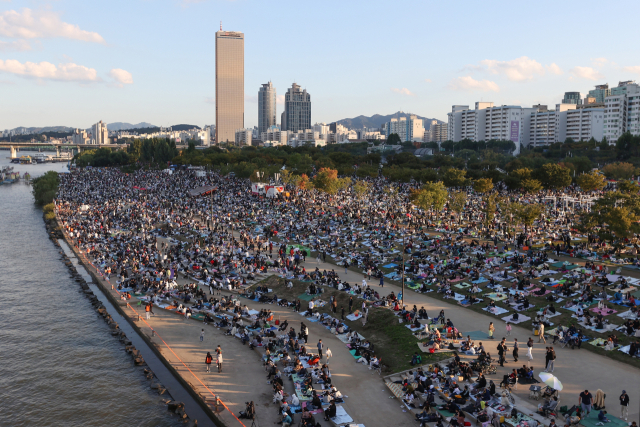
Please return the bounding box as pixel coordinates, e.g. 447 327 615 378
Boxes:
587 84 610 104
92 120 109 145
215 28 244 143
258 82 276 135
562 92 582 105
283 83 311 132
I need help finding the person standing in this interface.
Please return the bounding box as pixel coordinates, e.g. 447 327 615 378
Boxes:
348 296 353 314
527 337 534 360
205 352 212 373
545 347 556 372
619 390 629 420
317 339 323 359
497 339 507 367
505 322 512 336
579 389 593 415
379 276 384 288
200 329 205 343
217 351 223 373
145 302 152 320
489 322 495 339
512 338 519 362
538 322 546 343
341 306 345 320
344 260 349 274
332 299 337 314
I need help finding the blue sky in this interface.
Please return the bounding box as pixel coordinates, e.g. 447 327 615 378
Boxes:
1 0 640 130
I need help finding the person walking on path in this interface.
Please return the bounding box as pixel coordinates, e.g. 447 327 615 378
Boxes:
579 389 593 415
217 352 223 373
317 339 323 359
489 322 495 339
200 329 205 342
545 347 556 372
527 337 534 360
145 302 152 320
326 348 332 363
379 276 384 288
205 352 212 373
506 322 512 336
513 338 519 362
344 260 349 275
538 322 546 343
619 390 629 420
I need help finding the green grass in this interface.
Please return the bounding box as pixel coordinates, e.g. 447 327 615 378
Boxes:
247 276 452 373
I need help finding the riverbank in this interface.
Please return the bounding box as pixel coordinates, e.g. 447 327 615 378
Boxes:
47 216 216 427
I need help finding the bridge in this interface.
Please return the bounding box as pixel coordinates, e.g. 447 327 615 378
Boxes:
0 142 128 159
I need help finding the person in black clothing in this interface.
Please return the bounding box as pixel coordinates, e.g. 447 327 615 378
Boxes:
324 401 337 421
497 339 507 367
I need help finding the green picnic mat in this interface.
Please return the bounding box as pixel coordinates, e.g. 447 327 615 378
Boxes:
287 244 312 255
579 408 627 427
463 330 490 340
297 293 314 301
191 313 205 321
438 408 456 418
348 349 360 359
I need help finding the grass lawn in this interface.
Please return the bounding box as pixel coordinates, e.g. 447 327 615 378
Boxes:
246 276 453 373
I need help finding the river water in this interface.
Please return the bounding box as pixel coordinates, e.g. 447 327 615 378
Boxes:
0 155 180 427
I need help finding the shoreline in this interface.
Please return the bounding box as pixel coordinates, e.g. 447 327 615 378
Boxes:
48 214 221 427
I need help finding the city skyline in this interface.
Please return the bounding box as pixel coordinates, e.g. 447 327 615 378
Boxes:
1 0 640 130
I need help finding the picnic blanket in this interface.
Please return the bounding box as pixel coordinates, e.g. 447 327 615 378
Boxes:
501 314 531 324
346 313 362 321
482 306 510 316
330 405 353 424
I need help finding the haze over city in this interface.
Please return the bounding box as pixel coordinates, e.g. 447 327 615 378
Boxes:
2 0 640 130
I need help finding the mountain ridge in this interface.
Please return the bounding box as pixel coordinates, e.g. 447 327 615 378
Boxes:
334 112 444 130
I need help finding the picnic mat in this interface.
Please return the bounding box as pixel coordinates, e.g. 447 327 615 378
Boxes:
501 314 531 324
463 330 490 340
297 293 315 301
579 407 627 427
330 405 353 424
346 313 363 321
482 306 510 316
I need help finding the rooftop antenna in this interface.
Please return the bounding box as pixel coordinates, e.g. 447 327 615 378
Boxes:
220 21 222 31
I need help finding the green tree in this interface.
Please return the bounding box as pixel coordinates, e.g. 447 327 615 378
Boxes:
482 194 497 231
579 192 640 248
313 168 350 194
576 170 606 192
353 180 371 199
473 177 493 193
441 168 467 188
32 171 59 205
521 179 542 193
619 180 639 194
539 163 571 189
410 182 448 212
514 203 543 232
448 191 467 223
601 162 636 180
387 133 401 145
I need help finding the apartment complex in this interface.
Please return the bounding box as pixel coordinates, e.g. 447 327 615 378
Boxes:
258 82 276 135
604 81 640 141
385 114 424 142
215 29 244 143
234 128 253 146
283 83 311 132
423 120 448 143
92 120 109 144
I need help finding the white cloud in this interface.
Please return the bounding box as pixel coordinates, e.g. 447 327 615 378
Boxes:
0 8 105 43
245 94 258 103
480 56 545 81
546 63 563 75
448 76 499 92
0 59 99 82
276 94 285 105
205 97 215 104
108 68 133 86
592 57 608 67
391 87 415 96
424 78 432 83
622 66 640 76
0 39 30 51
570 66 604 81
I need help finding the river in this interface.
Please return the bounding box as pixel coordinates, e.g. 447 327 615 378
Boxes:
0 155 180 426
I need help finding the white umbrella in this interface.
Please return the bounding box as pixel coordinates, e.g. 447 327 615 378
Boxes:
538 372 563 391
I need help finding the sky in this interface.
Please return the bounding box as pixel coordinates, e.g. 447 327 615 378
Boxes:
1 0 640 130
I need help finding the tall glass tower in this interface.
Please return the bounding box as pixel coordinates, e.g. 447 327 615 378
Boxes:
258 82 276 135
215 29 244 143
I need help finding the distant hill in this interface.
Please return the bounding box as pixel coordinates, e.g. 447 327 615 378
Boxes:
107 122 156 131
334 112 444 130
171 124 201 131
7 126 74 134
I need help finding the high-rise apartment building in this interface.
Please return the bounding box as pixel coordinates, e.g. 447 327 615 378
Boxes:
562 92 582 105
235 128 253 146
385 114 424 142
215 29 244 143
604 81 640 141
258 82 276 135
92 120 108 145
424 120 448 143
283 83 311 132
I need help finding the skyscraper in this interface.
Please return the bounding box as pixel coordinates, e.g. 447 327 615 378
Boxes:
258 82 276 135
215 28 244 143
562 92 582 105
283 83 311 132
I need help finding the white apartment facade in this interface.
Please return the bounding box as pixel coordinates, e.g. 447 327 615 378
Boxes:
385 115 424 142
92 120 109 145
234 128 253 146
555 104 604 142
604 82 640 142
